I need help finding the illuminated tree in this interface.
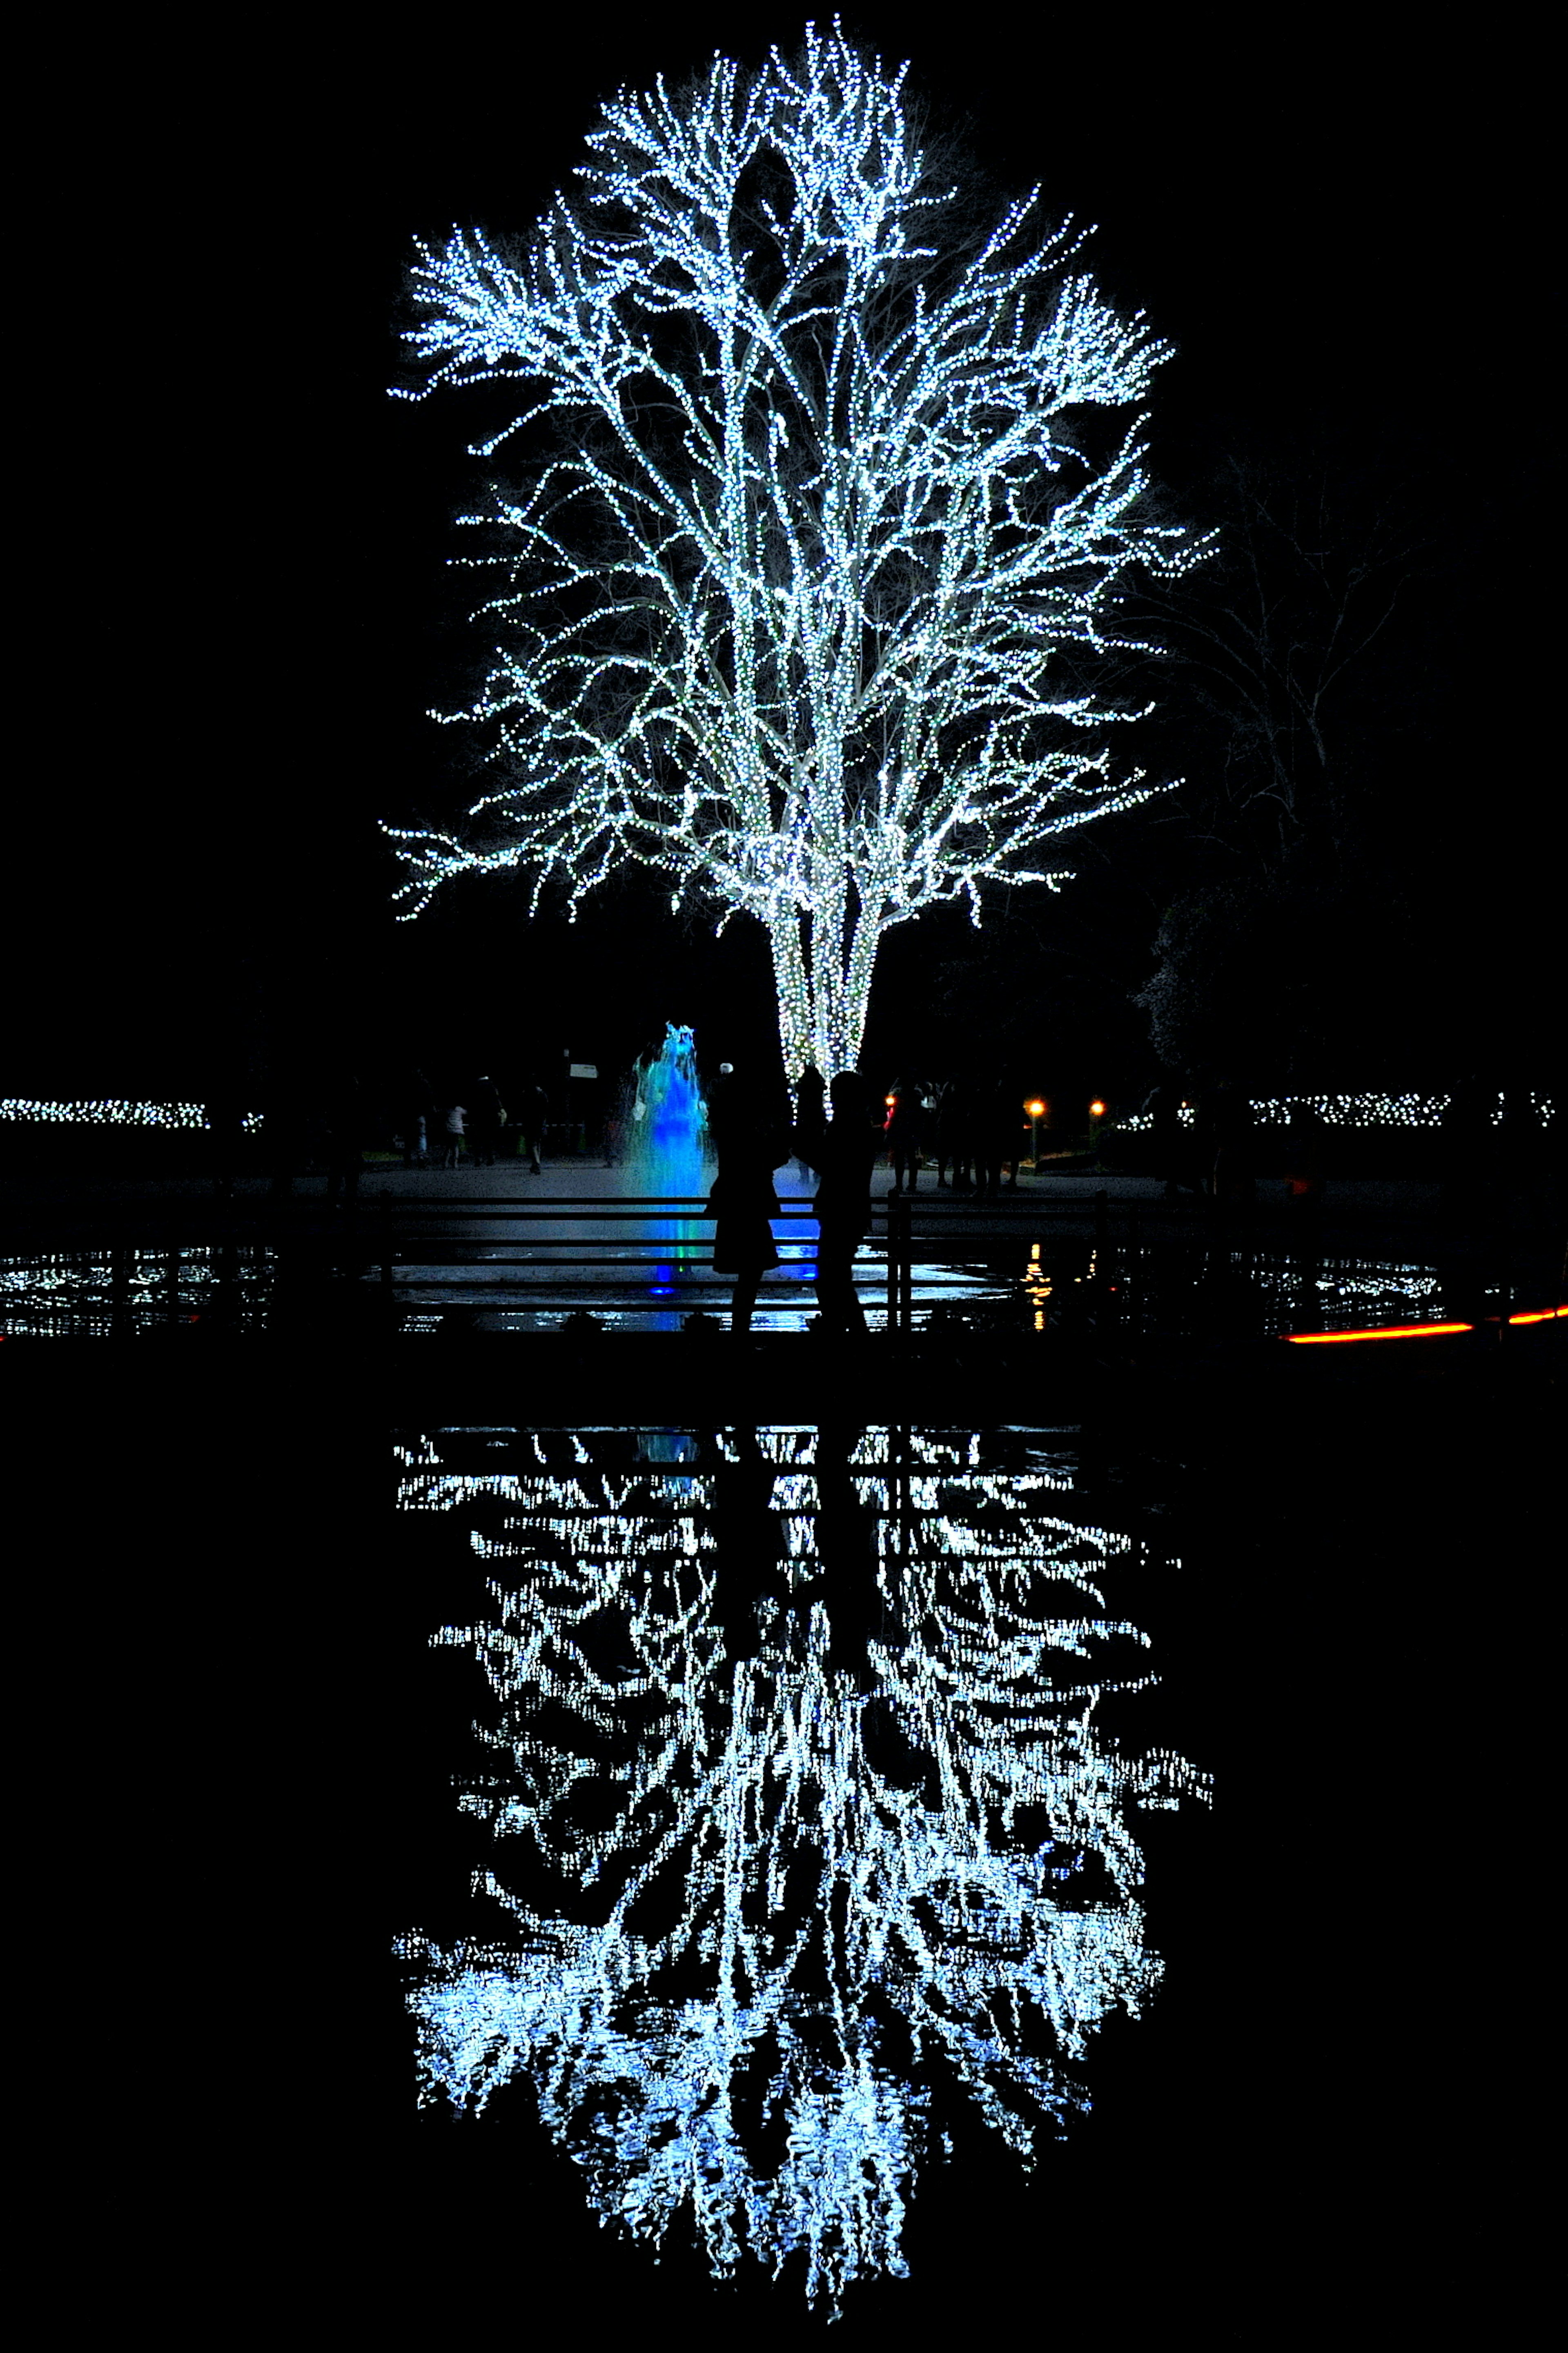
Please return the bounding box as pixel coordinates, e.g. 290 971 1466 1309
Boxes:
386 25 1200 1079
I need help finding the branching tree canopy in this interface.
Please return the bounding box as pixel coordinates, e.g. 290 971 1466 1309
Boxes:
1129 438 1434 1082
386 23 1203 1079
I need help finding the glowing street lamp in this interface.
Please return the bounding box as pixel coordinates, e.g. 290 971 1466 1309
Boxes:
1025 1099 1046 1168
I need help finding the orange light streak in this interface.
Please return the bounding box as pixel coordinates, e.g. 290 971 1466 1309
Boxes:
1287 1302 1566 1344
1287 1322 1474 1345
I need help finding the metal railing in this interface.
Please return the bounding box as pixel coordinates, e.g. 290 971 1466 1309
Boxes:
11 1182 1526 1343
0 1186 1126 1332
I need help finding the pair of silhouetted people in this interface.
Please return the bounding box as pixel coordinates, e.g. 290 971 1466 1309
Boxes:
708 1066 882 1337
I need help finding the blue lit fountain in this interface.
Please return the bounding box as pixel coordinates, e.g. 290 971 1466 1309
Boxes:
622 1023 708 1321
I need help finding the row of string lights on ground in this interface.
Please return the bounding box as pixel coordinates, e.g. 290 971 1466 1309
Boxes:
1100 1092 1555 1132
0 1092 1556 1135
0 1100 265 1132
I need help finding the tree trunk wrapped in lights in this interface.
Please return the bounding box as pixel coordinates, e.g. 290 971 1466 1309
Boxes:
385 27 1203 1079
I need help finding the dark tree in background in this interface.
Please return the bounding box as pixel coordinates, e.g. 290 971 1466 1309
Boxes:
1131 429 1437 1087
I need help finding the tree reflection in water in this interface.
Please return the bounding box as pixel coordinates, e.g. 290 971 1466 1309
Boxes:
394 1428 1207 2312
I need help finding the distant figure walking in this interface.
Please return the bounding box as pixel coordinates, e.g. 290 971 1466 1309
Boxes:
884 1081 924 1193
323 1072 364 1208
1283 1101 1328 1217
796 1071 883 1337
975 1075 1020 1198
515 1078 548 1173
441 1101 467 1170
933 1077 974 1191
1440 1073 1493 1212
706 1067 791 1334
402 1069 433 1168
1142 1079 1185 1198
1208 1081 1254 1206
469 1074 506 1168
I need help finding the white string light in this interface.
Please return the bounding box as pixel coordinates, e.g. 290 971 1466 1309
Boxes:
385 22 1206 1080
393 1425 1206 2313
0 1098 263 1132
1115 1091 1557 1132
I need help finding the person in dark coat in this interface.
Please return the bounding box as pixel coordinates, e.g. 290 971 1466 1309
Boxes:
706 1069 791 1334
934 1077 974 1191
1209 1080 1254 1206
468 1075 506 1168
401 1069 432 1168
514 1078 548 1173
974 1075 1021 1198
1142 1079 1185 1198
794 1065 827 1173
323 1072 363 1208
795 1070 883 1337
884 1080 924 1193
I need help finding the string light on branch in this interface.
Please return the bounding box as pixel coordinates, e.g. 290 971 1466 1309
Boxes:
384 22 1206 1079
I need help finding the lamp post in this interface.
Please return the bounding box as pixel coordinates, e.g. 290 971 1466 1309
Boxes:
1025 1099 1046 1169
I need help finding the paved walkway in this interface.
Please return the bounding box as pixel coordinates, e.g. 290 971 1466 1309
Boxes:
3 1150 1559 1258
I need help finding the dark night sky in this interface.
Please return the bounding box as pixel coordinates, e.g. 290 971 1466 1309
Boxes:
8 9 1550 1103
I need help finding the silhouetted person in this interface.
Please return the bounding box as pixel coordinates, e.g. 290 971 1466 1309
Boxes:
1497 1088 1539 1175
516 1078 548 1173
1217 1086 1255 1206
884 1080 924 1193
1206 1080 1254 1206
401 1069 432 1168
708 1426 782 1660
1143 1079 1184 1198
706 1067 790 1334
1440 1073 1492 1215
1283 1101 1327 1222
469 1074 506 1168
440 1100 467 1170
815 1423 880 1681
205 1082 243 1203
794 1066 827 1171
975 1075 1020 1198
934 1076 974 1191
797 1071 882 1337
323 1073 363 1209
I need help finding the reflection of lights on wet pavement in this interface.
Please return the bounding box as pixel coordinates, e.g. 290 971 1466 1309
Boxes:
392 1427 1207 2315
